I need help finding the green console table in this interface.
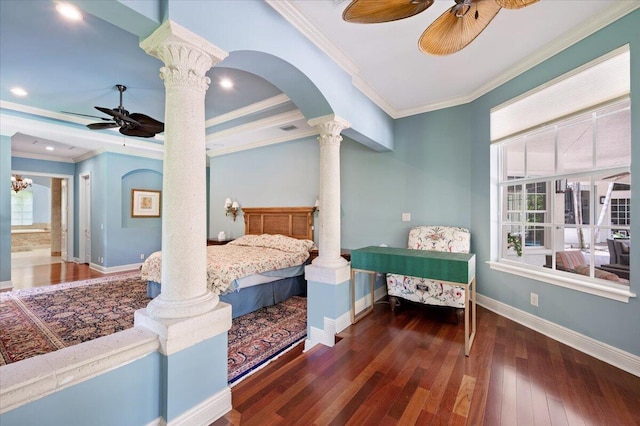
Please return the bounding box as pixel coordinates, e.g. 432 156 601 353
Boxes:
350 246 477 356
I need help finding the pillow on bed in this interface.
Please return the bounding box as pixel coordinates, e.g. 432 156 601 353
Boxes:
229 234 314 253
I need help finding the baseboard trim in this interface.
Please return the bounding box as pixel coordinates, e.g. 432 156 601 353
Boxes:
304 286 388 352
0 280 12 290
353 285 387 316
477 294 640 377
89 262 141 274
167 387 232 426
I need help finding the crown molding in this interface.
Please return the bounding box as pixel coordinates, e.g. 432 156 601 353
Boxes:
392 0 640 118
265 0 360 77
205 93 291 128
268 0 639 119
351 75 398 118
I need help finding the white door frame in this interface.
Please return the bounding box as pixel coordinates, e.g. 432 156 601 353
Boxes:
60 178 68 261
79 172 91 265
10 170 74 263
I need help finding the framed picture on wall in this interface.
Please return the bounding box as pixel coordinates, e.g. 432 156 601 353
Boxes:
131 189 161 218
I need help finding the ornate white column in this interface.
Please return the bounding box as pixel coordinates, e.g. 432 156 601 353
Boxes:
308 115 351 269
140 21 228 319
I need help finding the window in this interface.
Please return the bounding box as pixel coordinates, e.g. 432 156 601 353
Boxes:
490 46 632 300
11 190 33 226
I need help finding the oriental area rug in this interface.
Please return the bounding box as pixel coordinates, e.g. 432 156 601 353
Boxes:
0 273 307 385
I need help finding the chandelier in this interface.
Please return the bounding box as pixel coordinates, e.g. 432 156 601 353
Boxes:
11 174 32 193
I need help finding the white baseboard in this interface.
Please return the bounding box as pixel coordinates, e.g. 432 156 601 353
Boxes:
89 262 141 274
304 286 388 352
305 322 336 352
167 386 232 426
0 280 12 290
353 285 387 315
477 294 640 378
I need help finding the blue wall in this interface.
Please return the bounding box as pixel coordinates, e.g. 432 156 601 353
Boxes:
209 137 320 240
76 152 163 267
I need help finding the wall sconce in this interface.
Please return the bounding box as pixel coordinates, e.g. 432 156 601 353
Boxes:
11 174 33 193
225 198 240 221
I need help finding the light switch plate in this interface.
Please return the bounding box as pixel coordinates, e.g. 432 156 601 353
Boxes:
402 213 411 222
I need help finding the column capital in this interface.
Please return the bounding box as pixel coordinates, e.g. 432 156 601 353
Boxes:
141 20 228 92
308 115 351 136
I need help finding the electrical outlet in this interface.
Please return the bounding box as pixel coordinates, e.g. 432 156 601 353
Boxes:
140 253 145 260
402 213 411 222
530 292 539 307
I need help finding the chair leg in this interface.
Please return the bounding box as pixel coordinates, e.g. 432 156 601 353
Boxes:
389 296 399 312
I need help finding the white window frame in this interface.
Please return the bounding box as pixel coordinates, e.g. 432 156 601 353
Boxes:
488 47 634 303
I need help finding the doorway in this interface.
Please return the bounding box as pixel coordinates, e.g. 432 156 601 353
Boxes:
78 172 91 265
10 171 74 288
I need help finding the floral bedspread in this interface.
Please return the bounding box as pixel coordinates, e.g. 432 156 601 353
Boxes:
140 234 314 295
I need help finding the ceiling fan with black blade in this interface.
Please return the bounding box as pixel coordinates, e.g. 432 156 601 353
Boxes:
342 0 539 55
63 84 164 138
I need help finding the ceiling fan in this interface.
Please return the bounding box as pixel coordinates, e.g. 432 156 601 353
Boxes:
342 0 539 55
63 84 164 138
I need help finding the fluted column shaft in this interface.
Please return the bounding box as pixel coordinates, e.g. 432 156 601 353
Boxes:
141 21 228 319
309 116 350 269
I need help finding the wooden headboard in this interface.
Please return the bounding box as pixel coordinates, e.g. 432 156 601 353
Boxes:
242 207 315 241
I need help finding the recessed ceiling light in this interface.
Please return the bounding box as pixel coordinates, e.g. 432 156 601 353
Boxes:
46 146 55 151
10 87 28 97
220 78 233 89
56 2 83 21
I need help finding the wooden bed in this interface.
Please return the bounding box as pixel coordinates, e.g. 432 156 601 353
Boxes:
242 206 315 240
144 206 316 318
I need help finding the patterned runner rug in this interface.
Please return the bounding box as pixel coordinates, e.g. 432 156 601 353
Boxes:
0 274 307 384
228 296 307 385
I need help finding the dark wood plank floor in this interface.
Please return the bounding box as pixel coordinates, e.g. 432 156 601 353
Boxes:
11 262 640 424
214 302 640 425
9 261 119 290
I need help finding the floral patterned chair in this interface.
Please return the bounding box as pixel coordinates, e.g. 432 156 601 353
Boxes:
386 225 470 313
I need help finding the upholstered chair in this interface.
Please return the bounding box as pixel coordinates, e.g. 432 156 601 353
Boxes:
386 225 470 312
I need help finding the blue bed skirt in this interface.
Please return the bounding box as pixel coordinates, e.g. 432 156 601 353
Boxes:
147 275 306 318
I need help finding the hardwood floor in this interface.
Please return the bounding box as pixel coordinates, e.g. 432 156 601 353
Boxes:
9 254 121 291
214 302 640 425
8 261 639 424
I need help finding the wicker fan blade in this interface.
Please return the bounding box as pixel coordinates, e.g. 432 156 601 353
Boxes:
343 0 434 24
128 113 164 134
419 0 501 56
495 0 538 9
87 122 118 130
119 126 157 138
